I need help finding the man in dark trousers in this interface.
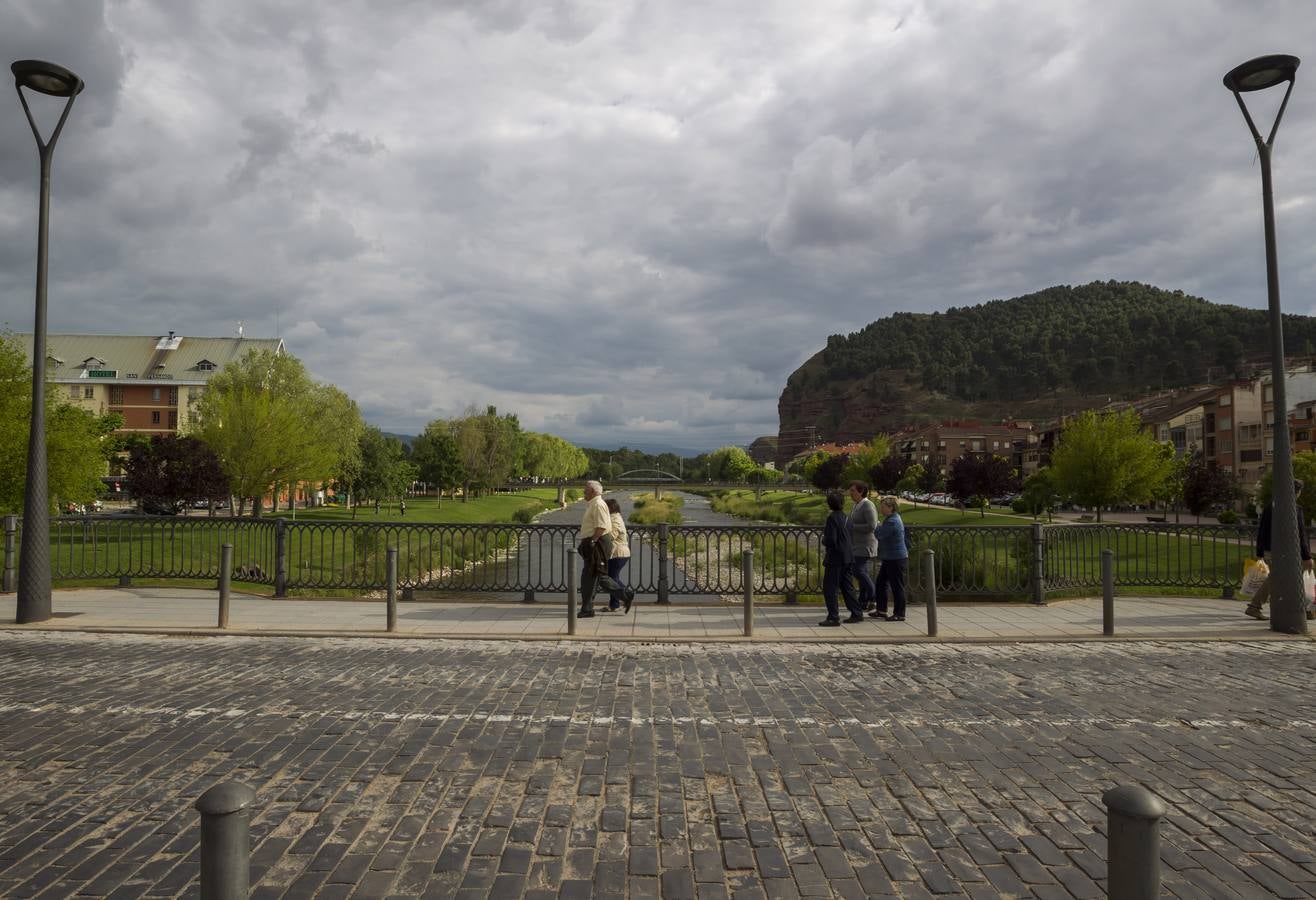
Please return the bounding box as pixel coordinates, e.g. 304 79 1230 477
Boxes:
1245 479 1315 620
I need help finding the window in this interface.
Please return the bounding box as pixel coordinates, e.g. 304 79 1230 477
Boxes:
196 360 216 371
68 385 80 399
1264 385 1273 403
1219 394 1232 407
1220 439 1233 453
151 411 161 424
938 441 945 448
168 387 178 406
109 386 124 405
168 411 178 429
1218 416 1232 432
151 387 161 402
83 386 94 399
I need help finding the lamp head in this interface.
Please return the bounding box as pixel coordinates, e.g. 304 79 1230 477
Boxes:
1223 54 1299 92
11 59 84 97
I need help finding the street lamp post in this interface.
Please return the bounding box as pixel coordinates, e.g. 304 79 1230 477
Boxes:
1224 54 1307 634
11 60 84 624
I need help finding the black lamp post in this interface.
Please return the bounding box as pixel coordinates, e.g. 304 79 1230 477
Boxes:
12 59 84 624
1223 54 1306 634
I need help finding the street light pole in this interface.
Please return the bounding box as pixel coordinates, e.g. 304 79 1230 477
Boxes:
11 60 84 624
1224 54 1306 634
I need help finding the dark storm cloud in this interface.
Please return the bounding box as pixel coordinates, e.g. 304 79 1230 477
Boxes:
2 0 1315 448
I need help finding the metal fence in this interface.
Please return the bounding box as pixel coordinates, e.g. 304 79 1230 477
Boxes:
1 515 1257 601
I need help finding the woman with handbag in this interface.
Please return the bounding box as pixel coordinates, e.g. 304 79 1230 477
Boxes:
605 498 635 613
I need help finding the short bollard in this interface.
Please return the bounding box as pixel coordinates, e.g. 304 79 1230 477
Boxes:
2 514 16 593
742 550 754 637
217 544 232 629
1102 548 1115 636
386 547 398 633
1103 784 1166 899
923 549 938 637
194 780 256 900
566 546 577 636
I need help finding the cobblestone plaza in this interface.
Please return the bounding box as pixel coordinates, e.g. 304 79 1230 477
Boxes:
1 634 1314 898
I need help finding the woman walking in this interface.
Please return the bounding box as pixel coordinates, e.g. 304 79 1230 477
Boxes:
847 481 879 613
820 491 864 626
605 498 635 613
871 496 909 621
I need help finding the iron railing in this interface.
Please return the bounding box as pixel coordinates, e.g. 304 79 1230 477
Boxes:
1 516 1260 600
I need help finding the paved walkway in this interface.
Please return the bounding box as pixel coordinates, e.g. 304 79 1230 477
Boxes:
2 634 1314 898
1 588 1307 642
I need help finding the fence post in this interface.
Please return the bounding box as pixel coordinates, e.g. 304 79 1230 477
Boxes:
522 589 535 604
784 590 798 605
742 549 754 637
217 544 232 629
386 547 398 633
566 546 577 636
1031 522 1046 605
194 780 255 900
1102 785 1165 900
273 518 288 598
1102 548 1115 636
2 515 15 593
657 523 670 605
923 549 938 637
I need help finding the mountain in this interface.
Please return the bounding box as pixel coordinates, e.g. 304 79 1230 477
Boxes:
776 280 1316 465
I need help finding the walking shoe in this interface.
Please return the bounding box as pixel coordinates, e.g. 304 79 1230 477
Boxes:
888 615 906 622
868 611 887 619
818 618 841 627
578 610 595 618
844 614 865 624
1244 605 1266 620
624 588 634 613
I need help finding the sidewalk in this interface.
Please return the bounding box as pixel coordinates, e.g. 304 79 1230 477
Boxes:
2 587 1307 642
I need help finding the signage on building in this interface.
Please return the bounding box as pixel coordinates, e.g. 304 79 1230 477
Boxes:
87 369 117 378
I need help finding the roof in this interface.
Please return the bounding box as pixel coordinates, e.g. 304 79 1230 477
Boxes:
16 333 284 385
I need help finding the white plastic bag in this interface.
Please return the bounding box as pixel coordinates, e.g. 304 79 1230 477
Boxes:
1239 559 1269 602
1304 570 1316 605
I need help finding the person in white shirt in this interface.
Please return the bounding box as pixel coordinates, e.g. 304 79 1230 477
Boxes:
577 480 626 617
605 498 635 613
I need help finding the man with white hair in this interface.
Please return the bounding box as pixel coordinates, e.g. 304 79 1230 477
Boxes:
578 480 628 617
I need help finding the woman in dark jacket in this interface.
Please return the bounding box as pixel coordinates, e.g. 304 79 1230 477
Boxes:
871 495 909 621
821 491 864 626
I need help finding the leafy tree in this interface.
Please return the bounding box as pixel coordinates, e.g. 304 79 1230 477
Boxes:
1180 451 1237 522
191 349 362 517
811 454 848 490
0 333 122 514
1019 468 1062 519
840 436 891 486
1254 452 1316 524
798 450 832 484
707 446 757 482
411 421 467 496
451 405 522 497
354 427 418 510
1049 410 1177 521
746 466 783 484
125 435 229 515
869 452 908 493
946 454 1016 517
917 465 943 493
896 463 925 495
522 433 588 482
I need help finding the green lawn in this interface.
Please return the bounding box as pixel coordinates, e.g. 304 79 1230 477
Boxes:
291 489 563 524
703 489 1027 527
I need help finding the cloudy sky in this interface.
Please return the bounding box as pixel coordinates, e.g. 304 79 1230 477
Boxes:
2 1 1316 453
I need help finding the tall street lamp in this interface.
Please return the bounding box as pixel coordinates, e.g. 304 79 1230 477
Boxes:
12 60 84 624
1223 54 1306 634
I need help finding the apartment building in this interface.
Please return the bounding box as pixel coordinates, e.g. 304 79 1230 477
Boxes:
19 332 284 439
1202 367 1316 492
896 422 1030 477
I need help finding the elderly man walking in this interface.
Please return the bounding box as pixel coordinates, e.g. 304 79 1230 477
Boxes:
577 480 629 617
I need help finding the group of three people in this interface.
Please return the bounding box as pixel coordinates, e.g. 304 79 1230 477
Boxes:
821 481 910 627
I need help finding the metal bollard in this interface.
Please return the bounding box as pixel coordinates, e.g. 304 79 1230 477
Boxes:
1102 785 1165 899
656 523 670 605
273 518 289 598
1031 522 1046 605
784 589 798 606
923 549 937 637
217 544 232 629
194 780 256 900
566 546 577 636
742 550 754 637
2 515 16 593
522 589 536 604
386 547 398 633
1102 548 1115 636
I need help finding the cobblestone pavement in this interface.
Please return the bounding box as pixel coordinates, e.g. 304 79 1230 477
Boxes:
1 635 1314 899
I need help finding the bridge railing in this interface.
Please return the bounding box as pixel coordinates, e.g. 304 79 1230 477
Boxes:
4 516 1257 600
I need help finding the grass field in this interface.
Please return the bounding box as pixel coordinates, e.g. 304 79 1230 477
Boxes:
700 489 1028 527
291 489 563 524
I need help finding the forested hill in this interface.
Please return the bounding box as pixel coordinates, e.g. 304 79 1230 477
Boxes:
777 281 1316 463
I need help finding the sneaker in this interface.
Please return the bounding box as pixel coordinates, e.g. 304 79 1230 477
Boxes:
888 615 906 622
844 615 865 624
1244 605 1266 620
624 588 634 613
818 618 841 627
868 611 887 619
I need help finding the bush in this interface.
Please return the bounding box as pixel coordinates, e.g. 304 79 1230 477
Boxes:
1217 509 1239 524
1011 498 1029 514
565 489 580 502
512 506 537 524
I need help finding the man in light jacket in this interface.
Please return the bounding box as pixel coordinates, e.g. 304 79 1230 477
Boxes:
847 481 879 613
578 480 626 618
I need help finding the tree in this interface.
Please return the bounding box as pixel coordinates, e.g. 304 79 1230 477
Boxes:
1254 452 1316 524
522 432 588 482
411 421 467 497
1049 410 1177 521
354 427 418 510
0 333 122 514
917 465 943 493
811 454 848 490
947 454 1016 516
896 463 925 495
840 436 891 486
1180 452 1236 523
191 349 363 516
451 405 522 497
869 452 908 493
1019 468 1062 519
706 446 757 482
124 435 229 515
